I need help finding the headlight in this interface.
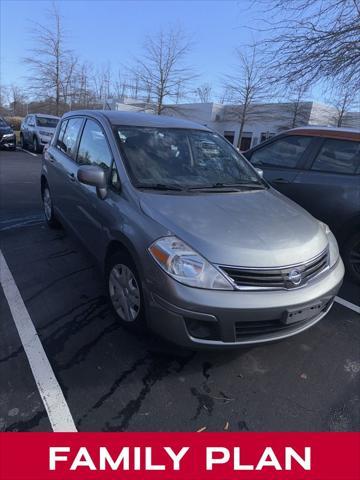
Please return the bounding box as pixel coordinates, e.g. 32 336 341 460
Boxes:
149 236 233 290
2 133 15 139
319 221 339 267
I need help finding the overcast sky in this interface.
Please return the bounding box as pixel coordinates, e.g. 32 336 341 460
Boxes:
0 0 278 99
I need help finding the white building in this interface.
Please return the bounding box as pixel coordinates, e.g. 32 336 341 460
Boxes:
112 99 359 149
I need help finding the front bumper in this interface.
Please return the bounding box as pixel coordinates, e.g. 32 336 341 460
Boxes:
145 258 344 348
0 135 16 149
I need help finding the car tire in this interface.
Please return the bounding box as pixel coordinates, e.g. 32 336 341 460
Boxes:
33 136 40 153
20 134 26 149
106 251 146 333
42 183 60 229
343 232 360 284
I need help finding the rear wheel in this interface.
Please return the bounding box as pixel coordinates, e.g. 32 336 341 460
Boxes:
42 183 60 228
343 232 360 283
106 251 146 332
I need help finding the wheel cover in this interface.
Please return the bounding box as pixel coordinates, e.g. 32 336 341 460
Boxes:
109 264 141 322
349 238 360 274
43 188 52 221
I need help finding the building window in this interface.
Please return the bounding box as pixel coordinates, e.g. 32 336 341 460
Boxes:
260 132 276 143
224 131 235 144
239 132 253 151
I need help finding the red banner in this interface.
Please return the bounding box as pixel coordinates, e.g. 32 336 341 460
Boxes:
1 432 359 480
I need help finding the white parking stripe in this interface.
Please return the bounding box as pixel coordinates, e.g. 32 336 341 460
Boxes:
0 250 77 432
19 148 38 157
335 296 360 314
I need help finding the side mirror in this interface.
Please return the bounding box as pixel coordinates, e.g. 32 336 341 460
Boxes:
77 165 107 199
255 167 264 179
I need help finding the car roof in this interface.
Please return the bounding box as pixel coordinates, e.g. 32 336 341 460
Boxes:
62 109 210 131
285 126 360 141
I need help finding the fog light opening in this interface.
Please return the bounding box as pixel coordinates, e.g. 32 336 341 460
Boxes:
185 318 220 340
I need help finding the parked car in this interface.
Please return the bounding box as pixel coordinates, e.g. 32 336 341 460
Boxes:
20 114 59 152
0 116 16 150
41 111 344 348
243 127 360 283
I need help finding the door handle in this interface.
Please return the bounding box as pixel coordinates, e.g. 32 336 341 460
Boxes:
68 172 76 182
273 178 290 184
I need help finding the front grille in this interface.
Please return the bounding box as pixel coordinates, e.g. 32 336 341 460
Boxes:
220 248 329 290
234 299 333 340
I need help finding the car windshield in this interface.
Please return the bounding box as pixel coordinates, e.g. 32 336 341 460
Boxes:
0 118 8 127
36 116 59 128
115 126 262 189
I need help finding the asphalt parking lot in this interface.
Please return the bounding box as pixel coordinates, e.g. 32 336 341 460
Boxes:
0 149 359 432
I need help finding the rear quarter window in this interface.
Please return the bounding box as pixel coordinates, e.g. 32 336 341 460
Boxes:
311 139 360 174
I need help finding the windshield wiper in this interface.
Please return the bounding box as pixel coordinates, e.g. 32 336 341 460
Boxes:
136 183 184 191
188 182 265 191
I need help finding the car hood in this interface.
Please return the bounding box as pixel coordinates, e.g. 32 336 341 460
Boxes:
139 188 328 267
0 126 13 134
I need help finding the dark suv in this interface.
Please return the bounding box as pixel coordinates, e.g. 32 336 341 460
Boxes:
0 116 16 150
244 127 360 282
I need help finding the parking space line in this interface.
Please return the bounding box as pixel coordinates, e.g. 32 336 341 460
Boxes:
0 249 77 432
19 148 38 157
335 296 360 314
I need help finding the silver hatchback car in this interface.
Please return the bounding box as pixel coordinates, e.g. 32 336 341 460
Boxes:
41 110 344 348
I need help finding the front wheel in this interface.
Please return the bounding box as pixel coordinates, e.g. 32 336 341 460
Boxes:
343 232 360 284
42 184 60 228
106 252 146 332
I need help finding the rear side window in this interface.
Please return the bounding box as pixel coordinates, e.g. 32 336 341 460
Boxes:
251 135 312 168
77 119 112 172
59 117 83 159
36 116 59 128
311 139 360 174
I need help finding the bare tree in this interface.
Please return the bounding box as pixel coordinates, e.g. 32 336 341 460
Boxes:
0 85 8 113
134 27 195 114
195 83 212 103
8 84 28 116
224 45 270 149
92 63 113 108
328 84 359 126
114 71 130 101
256 0 360 90
284 81 311 128
74 62 93 107
217 87 231 104
24 4 75 115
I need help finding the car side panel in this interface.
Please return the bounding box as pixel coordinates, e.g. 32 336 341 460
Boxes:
290 169 360 235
